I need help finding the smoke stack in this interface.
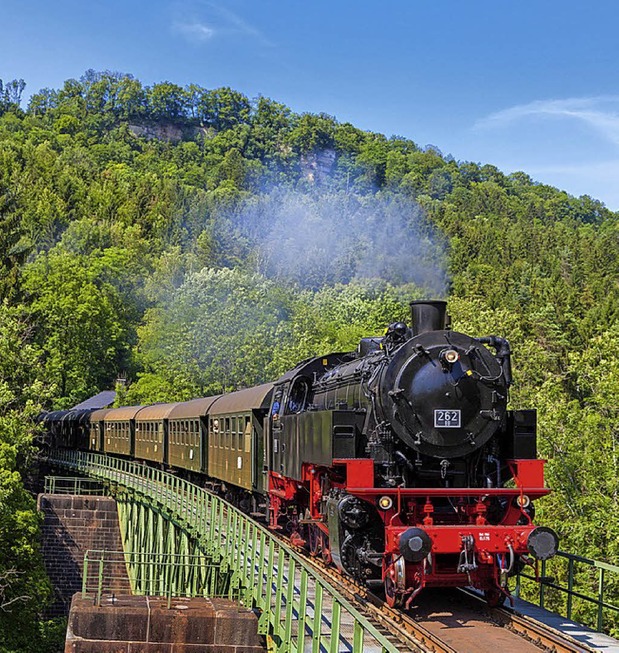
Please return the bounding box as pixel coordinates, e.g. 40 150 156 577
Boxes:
410 300 448 336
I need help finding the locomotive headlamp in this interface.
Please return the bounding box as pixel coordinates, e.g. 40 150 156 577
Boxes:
378 496 393 511
515 494 531 509
443 349 460 364
445 349 460 365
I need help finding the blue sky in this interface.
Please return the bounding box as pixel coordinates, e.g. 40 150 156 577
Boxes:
3 1 619 208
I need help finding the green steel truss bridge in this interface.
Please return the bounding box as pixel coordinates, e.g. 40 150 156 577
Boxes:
47 450 619 652
49 450 413 653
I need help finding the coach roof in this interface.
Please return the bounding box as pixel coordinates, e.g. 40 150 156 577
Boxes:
167 396 221 420
103 405 144 421
209 383 274 414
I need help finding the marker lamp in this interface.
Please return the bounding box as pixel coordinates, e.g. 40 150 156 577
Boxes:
378 496 393 511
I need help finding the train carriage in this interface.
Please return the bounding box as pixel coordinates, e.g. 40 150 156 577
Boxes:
43 410 70 448
103 406 142 456
89 408 112 452
208 383 273 493
134 403 177 465
167 396 220 474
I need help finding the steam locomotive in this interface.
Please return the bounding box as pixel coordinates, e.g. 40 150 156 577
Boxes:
44 300 558 608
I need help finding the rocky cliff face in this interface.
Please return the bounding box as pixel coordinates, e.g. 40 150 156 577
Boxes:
128 123 185 143
128 122 211 143
300 149 336 184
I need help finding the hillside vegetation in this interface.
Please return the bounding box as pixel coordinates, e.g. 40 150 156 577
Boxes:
0 70 618 647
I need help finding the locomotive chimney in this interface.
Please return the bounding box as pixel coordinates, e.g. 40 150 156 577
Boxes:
410 300 448 336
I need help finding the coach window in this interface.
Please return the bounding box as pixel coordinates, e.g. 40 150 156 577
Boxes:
229 416 236 451
212 419 219 448
244 417 251 453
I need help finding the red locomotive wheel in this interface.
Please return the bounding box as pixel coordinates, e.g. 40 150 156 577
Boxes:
384 555 406 608
384 576 404 608
321 541 332 565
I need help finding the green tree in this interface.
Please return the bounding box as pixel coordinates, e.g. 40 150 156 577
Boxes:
0 304 61 652
22 248 142 406
147 82 188 121
198 87 251 131
128 268 293 402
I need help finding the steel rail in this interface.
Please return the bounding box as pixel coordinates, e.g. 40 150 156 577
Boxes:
277 537 457 653
459 588 595 653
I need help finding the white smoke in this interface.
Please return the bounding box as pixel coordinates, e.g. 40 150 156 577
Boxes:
233 190 448 294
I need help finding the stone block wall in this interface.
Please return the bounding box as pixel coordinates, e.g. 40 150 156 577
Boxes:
65 595 266 652
38 494 131 617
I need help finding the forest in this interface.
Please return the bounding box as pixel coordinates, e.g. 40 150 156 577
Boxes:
0 70 617 650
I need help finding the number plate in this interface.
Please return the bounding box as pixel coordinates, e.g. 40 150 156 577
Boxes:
434 409 461 428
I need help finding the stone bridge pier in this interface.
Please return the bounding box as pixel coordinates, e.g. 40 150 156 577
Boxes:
38 482 265 652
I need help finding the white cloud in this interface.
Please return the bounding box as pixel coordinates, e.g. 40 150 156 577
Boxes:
475 96 619 147
524 159 619 209
209 3 274 47
173 21 216 43
172 3 273 48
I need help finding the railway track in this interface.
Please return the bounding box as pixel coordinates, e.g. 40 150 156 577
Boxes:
275 532 594 653
470 589 594 653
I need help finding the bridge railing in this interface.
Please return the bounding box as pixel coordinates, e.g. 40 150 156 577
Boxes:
44 475 105 495
82 550 229 608
516 551 619 633
51 449 399 653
